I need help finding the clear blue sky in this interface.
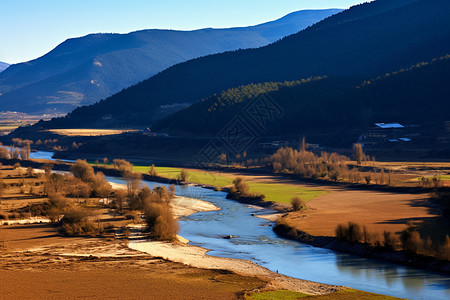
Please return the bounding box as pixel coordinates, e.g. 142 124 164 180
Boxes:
0 0 366 64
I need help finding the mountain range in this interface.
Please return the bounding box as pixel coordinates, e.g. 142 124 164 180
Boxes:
41 0 449 130
0 9 341 114
0 62 9 73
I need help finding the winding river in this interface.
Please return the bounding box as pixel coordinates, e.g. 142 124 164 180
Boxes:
34 150 450 299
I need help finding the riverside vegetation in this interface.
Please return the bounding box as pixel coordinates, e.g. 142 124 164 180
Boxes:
2 141 450 267
0 158 179 241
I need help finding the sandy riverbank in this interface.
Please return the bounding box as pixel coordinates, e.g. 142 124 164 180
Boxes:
129 239 343 295
0 237 267 300
126 191 343 295
109 181 220 219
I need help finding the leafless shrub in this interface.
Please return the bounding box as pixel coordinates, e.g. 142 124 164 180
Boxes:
291 197 305 211
148 164 157 177
113 159 134 174
383 230 398 251
439 235 450 261
60 207 101 236
71 159 96 183
177 169 188 182
335 222 363 243
143 198 178 241
400 224 423 254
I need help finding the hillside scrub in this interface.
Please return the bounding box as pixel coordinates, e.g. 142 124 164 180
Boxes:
43 0 450 132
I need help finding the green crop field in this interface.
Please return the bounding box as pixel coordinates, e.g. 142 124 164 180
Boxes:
247 182 326 203
130 165 326 203
133 166 234 187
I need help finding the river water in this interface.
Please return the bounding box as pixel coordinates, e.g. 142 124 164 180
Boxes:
32 151 450 299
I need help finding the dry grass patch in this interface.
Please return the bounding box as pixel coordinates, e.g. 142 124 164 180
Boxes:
48 129 138 136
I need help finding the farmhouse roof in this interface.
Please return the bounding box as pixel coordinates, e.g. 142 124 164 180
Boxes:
374 123 404 129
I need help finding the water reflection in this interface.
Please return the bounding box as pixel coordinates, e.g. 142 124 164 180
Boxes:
26 149 450 300
92 175 450 300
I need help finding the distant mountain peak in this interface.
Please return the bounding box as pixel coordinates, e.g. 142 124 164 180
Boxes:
44 0 450 129
0 9 342 114
0 61 9 73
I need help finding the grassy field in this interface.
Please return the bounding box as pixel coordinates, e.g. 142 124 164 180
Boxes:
0 125 19 130
0 125 19 135
48 129 138 136
247 289 402 300
131 165 326 204
409 175 450 182
133 166 234 187
247 182 326 203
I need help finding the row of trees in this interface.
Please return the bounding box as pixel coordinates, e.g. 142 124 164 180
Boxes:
0 144 31 160
270 146 396 186
335 221 450 261
271 146 349 181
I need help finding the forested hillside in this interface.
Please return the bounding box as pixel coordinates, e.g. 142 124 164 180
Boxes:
152 56 450 138
41 0 450 128
0 9 340 114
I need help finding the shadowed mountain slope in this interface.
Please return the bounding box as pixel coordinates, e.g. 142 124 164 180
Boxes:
0 9 340 113
42 0 449 129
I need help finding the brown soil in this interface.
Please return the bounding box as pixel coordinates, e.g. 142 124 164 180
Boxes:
0 165 267 299
0 224 266 300
283 188 442 238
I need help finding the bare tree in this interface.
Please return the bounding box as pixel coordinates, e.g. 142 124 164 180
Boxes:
113 189 127 212
71 159 96 183
9 146 19 159
47 173 66 194
148 164 157 177
124 172 142 196
20 143 31 160
113 159 134 174
353 143 365 166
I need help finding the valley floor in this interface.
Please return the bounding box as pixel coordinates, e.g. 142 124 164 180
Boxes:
0 234 266 300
